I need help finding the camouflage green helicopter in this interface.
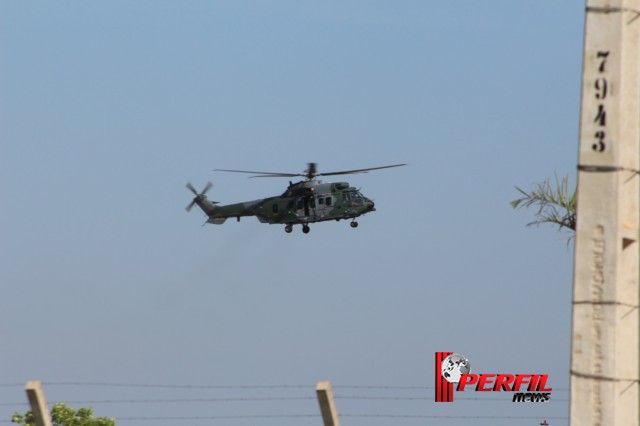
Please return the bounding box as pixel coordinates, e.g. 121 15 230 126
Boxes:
186 162 406 234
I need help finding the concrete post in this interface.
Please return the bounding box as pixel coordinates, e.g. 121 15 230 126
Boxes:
316 381 340 426
25 381 52 426
571 1 640 425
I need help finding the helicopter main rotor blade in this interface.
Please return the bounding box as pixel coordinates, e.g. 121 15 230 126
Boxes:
215 163 407 179
249 173 304 178
306 162 318 179
215 168 300 177
317 163 407 177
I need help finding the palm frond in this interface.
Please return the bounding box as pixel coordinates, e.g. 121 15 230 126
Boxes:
511 174 576 232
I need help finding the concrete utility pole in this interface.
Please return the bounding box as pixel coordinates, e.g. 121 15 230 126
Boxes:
25 381 53 426
316 381 340 426
571 1 640 425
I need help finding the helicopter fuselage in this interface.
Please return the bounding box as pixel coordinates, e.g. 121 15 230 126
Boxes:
187 162 405 234
198 180 375 229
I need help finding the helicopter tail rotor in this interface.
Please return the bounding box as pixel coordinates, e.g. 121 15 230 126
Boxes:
185 182 214 212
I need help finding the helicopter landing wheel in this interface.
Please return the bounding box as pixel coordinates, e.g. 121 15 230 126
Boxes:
285 224 293 233
302 225 310 234
350 221 359 228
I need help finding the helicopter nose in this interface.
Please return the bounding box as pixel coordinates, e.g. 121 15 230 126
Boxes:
367 200 375 211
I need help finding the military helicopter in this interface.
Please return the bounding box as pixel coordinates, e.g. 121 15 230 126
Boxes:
186 162 406 234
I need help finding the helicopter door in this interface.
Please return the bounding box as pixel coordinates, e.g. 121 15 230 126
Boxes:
295 197 317 220
295 198 310 219
295 198 304 217
315 195 331 218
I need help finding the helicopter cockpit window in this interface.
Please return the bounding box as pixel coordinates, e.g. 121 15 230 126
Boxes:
343 191 363 205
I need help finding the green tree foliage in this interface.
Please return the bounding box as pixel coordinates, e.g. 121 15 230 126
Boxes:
12 403 114 426
511 175 577 233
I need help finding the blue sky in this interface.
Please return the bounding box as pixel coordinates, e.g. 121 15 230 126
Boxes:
1 1 582 425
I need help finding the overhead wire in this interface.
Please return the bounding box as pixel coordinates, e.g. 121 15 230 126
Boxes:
0 381 570 423
0 395 570 407
0 397 316 407
35 382 313 389
0 382 570 391
0 414 570 424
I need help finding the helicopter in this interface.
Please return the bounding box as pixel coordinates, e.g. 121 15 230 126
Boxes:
186 162 406 234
